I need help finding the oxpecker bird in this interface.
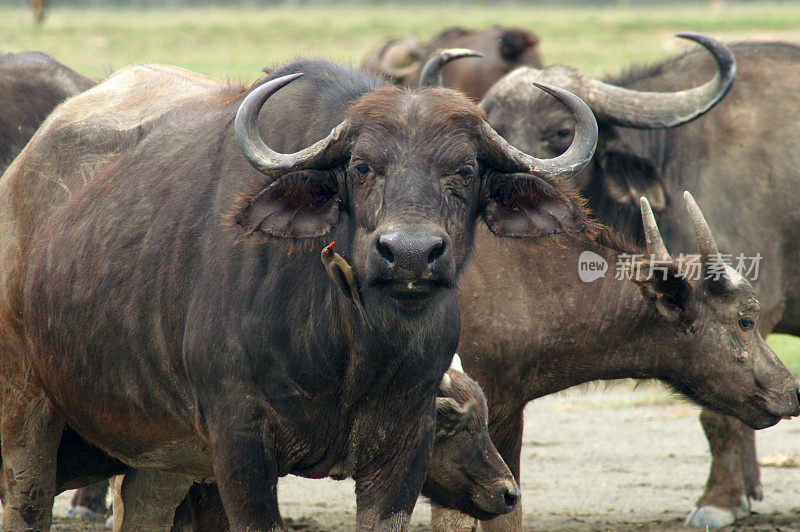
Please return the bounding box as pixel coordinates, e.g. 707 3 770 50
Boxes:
321 242 372 328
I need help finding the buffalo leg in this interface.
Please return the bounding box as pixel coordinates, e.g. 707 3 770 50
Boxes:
172 482 229 531
431 506 477 531
740 426 762 501
69 480 109 518
111 471 191 532
205 415 284 531
685 409 749 527
30 0 46 23
0 392 64 531
354 418 435 531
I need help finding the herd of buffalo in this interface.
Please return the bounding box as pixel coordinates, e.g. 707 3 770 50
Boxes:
1 22 799 532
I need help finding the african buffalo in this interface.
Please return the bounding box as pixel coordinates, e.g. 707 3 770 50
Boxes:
0 57 596 530
0 51 94 171
363 26 542 101
435 194 800 531
478 35 800 527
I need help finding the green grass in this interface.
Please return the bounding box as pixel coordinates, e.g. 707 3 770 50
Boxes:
767 334 800 375
3 2 800 371
2 3 800 81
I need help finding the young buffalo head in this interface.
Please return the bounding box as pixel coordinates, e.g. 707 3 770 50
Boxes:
232 71 597 320
478 33 735 210
423 355 519 520
631 193 799 429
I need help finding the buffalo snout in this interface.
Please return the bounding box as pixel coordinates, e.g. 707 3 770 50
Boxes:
368 225 454 309
773 382 800 419
485 479 521 515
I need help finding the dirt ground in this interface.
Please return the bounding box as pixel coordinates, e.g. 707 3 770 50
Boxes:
47 385 800 531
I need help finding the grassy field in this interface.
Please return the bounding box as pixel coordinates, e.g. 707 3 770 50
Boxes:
3 2 800 371
2 3 800 81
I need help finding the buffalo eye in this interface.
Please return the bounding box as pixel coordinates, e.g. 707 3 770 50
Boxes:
738 317 755 332
352 163 370 177
456 166 474 180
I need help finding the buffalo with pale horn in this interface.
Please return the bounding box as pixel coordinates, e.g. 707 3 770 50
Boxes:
429 191 799 531
477 35 800 528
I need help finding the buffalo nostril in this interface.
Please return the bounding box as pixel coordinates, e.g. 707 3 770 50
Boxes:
427 239 445 265
376 238 395 265
377 230 448 277
503 486 520 509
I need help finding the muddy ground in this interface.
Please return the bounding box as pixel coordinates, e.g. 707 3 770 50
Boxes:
49 384 800 531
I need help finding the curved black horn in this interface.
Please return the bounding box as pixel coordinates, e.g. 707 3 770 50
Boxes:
235 73 352 177
582 33 736 128
479 82 598 179
419 48 484 88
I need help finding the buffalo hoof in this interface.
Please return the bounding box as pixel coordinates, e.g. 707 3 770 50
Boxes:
686 494 751 527
748 485 764 502
67 505 104 521
684 506 735 528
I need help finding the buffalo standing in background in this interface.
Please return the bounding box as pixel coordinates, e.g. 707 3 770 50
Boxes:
0 51 111 521
0 52 94 171
363 26 542 101
479 36 800 527
0 57 596 530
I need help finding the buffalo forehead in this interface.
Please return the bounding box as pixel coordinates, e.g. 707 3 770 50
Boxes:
485 65 584 103
347 88 484 149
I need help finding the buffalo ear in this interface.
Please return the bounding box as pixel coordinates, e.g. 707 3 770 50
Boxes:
233 170 341 238
499 29 538 63
631 262 696 323
601 147 666 211
483 172 590 239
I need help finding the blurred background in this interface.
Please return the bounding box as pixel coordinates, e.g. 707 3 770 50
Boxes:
3 1 799 83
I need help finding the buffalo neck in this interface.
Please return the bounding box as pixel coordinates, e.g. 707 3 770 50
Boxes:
458 227 668 406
